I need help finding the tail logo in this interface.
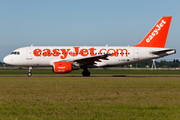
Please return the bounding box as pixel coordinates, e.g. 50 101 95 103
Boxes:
146 20 166 43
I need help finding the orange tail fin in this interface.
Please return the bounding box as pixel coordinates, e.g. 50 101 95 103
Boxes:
134 16 172 48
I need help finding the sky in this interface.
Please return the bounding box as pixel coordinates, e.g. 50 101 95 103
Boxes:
0 0 180 62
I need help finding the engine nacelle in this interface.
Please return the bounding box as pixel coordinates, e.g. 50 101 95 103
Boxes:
53 62 80 74
53 62 72 74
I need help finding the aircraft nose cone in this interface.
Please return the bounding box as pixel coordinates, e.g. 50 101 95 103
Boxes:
3 55 11 64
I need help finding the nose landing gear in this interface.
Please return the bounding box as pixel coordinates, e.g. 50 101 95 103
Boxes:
27 67 32 77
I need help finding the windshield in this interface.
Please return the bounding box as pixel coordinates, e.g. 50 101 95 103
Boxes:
11 51 20 55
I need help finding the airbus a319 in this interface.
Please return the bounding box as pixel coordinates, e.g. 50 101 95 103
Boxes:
3 16 176 76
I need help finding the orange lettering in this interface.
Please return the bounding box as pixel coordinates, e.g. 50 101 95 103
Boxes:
69 47 79 57
89 47 96 56
116 49 128 57
107 49 116 57
33 49 42 57
53 49 60 56
60 49 70 59
80 49 88 57
43 49 51 57
99 48 106 55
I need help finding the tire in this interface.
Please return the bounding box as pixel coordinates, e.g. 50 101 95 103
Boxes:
82 70 90 76
27 72 32 77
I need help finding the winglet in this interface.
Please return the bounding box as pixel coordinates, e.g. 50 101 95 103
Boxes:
134 16 172 48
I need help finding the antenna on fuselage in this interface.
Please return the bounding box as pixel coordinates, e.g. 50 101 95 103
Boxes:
106 44 108 47
31 44 33 47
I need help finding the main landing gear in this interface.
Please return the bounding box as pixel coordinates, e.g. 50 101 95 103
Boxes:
27 67 32 77
82 68 90 76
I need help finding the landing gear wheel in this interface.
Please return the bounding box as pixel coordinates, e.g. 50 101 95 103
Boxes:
27 67 32 77
27 72 32 77
82 70 90 76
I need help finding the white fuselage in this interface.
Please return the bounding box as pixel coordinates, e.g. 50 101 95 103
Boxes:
2 16 175 76
3 46 175 68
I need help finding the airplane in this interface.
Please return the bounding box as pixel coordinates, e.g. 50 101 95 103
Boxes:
3 16 176 77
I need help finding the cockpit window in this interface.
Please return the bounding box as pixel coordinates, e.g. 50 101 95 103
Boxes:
11 51 20 55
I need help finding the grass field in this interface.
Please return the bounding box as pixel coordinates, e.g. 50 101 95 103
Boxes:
0 77 180 119
0 68 180 76
0 69 180 119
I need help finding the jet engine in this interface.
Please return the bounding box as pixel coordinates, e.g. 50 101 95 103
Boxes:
53 62 80 74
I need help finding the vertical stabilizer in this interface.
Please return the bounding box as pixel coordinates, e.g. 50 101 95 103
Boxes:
134 16 172 48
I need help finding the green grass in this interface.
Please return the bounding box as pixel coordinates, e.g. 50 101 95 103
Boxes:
1 69 180 76
0 77 180 119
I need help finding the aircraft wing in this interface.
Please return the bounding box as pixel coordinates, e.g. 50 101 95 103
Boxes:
49 54 111 66
69 54 111 65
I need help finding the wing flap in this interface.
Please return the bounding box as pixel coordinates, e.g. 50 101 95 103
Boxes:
69 54 110 65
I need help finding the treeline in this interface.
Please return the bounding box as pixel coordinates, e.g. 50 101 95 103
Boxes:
0 62 13 67
0 62 3 66
131 60 180 68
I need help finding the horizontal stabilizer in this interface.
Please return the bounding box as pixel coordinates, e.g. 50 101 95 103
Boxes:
151 49 176 55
